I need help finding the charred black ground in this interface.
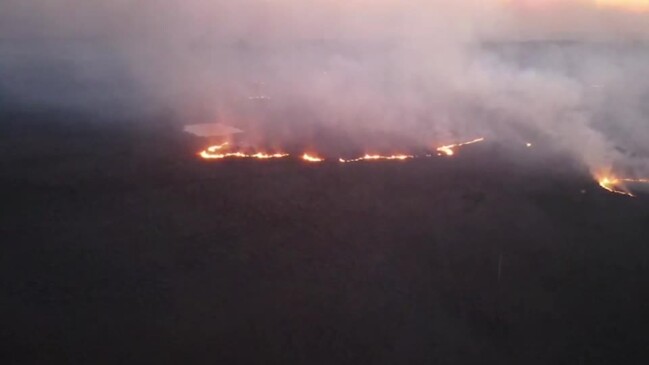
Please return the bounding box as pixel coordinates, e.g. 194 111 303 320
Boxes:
1 109 649 364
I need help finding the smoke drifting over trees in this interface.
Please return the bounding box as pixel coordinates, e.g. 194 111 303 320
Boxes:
1 1 649 175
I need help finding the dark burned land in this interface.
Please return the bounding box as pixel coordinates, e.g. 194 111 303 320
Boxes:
2 111 649 364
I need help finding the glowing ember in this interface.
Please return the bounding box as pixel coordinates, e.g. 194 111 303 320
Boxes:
436 137 485 156
302 153 325 162
339 154 414 163
199 144 288 160
198 140 649 198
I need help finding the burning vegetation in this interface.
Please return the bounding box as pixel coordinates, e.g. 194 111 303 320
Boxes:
197 139 649 197
598 176 635 197
338 154 415 163
197 137 485 164
198 142 289 160
302 153 325 163
436 137 485 156
597 175 649 197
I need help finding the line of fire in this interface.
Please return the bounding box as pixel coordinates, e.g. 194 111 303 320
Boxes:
188 127 648 198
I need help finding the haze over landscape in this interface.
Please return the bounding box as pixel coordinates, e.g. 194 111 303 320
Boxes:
2 1 649 363
2 0 649 175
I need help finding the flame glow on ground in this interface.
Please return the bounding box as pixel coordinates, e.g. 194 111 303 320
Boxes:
436 137 485 156
302 153 325 162
197 139 648 197
598 176 635 197
199 151 289 160
198 137 484 164
338 154 415 163
598 176 649 197
198 143 289 160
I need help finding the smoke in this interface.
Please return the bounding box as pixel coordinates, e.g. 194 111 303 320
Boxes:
1 0 649 175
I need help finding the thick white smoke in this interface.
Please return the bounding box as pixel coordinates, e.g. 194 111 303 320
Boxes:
1 0 649 175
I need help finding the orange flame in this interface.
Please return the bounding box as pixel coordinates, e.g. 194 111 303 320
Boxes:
436 137 485 156
339 154 414 163
206 142 229 152
199 137 486 163
199 143 288 160
302 153 325 162
597 175 637 197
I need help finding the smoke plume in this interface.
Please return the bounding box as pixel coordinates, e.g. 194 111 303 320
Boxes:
1 0 649 175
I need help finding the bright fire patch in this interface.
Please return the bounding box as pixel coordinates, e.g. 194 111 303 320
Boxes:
436 137 485 156
302 153 325 162
598 176 635 197
199 137 486 163
596 174 649 197
338 154 415 163
198 141 649 198
199 143 288 160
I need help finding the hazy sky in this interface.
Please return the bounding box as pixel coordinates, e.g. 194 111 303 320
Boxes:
1 1 648 41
